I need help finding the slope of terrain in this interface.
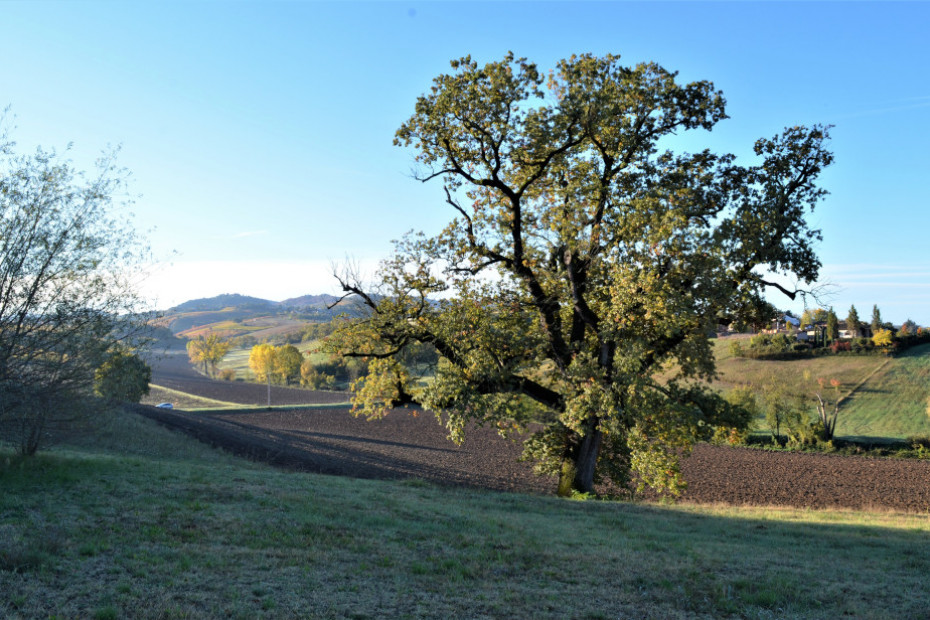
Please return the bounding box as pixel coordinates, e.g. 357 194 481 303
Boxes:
3 407 929 619
712 339 930 439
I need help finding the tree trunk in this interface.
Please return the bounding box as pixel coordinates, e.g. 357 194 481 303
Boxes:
572 426 602 494
266 377 271 408
556 421 603 497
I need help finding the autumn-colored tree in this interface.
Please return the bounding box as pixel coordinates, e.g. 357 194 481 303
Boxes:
872 328 893 348
274 344 303 385
249 343 276 406
186 334 230 377
898 318 918 337
330 53 832 496
846 305 860 338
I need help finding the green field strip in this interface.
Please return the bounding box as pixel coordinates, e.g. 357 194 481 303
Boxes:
147 383 247 409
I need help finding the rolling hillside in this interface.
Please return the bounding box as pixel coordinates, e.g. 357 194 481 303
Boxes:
712 339 930 439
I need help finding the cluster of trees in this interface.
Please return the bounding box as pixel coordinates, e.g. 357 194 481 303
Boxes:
735 304 925 360
244 342 373 406
245 341 375 391
186 334 231 378
0 126 152 455
248 343 303 386
328 53 833 496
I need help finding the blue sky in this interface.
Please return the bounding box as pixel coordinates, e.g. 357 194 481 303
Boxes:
2 1 928 322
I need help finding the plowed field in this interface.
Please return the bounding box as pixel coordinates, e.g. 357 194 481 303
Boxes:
145 335 930 512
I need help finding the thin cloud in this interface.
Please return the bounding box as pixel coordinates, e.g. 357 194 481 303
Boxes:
229 230 269 240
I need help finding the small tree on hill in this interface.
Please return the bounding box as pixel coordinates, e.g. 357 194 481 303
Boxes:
825 308 839 343
94 350 151 403
249 343 276 406
846 305 860 338
898 319 917 337
871 305 882 334
186 334 230 378
274 344 303 385
800 309 814 330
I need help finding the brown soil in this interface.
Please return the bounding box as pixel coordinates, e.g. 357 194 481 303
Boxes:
144 336 930 512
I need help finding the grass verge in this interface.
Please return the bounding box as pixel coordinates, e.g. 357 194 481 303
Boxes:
2 408 930 619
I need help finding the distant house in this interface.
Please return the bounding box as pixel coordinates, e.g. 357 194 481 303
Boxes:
839 320 872 339
771 314 800 332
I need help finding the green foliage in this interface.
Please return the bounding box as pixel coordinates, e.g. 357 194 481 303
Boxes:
846 305 860 338
273 344 302 385
898 318 918 337
0 127 151 455
331 52 831 496
730 333 811 360
93 351 151 403
825 308 839 343
850 337 874 353
871 305 882 334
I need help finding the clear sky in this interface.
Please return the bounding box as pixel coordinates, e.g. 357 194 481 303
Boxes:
2 1 928 323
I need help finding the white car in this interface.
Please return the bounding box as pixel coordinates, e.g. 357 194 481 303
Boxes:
155 402 174 409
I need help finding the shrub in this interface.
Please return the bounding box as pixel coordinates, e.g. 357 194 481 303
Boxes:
829 340 851 353
873 328 893 348
218 369 236 381
850 337 873 353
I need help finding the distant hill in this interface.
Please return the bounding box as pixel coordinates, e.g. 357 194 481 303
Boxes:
278 294 342 309
164 293 371 335
171 294 278 313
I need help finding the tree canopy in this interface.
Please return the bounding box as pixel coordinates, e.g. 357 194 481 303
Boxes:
94 350 151 403
846 305 860 338
186 334 231 378
330 53 832 496
0 127 151 454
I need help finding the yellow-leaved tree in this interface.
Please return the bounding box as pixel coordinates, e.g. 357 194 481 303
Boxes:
249 343 277 407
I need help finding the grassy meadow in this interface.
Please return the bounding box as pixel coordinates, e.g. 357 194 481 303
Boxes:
3 406 930 619
711 339 930 440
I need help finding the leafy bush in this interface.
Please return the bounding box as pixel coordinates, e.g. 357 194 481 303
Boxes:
94 351 151 403
829 340 851 353
218 369 236 381
850 337 874 353
873 329 894 348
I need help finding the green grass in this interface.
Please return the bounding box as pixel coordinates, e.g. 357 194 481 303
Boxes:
2 407 930 618
836 344 930 439
712 339 930 440
142 384 247 410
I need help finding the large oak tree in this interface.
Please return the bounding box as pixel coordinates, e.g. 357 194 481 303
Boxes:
330 53 832 496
